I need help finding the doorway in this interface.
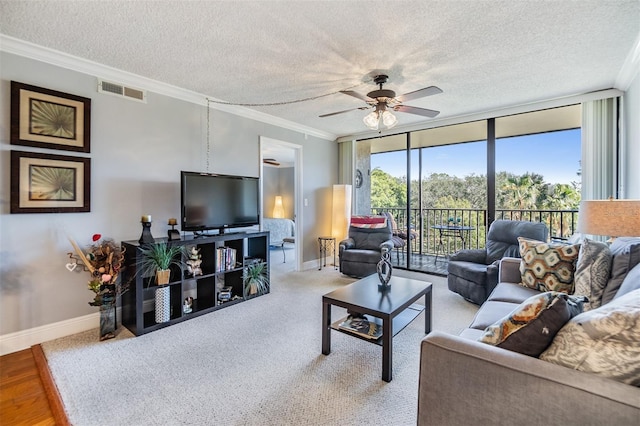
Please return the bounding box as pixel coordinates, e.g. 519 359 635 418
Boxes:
259 136 303 272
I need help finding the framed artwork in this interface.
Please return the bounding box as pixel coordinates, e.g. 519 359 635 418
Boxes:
10 150 91 214
10 81 91 153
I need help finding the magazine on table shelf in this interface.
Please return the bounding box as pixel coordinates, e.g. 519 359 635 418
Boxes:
338 314 383 340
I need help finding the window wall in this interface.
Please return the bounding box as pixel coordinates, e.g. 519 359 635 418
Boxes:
357 104 582 274
495 105 581 239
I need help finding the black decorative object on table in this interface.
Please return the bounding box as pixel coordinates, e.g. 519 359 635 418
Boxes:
139 215 155 244
377 251 393 291
167 217 181 241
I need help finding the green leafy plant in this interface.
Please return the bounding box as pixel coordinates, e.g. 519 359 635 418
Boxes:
243 262 269 296
137 242 185 285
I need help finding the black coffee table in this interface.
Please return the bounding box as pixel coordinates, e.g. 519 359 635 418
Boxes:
321 274 432 382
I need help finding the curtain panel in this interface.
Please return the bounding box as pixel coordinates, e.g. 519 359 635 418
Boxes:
581 98 619 201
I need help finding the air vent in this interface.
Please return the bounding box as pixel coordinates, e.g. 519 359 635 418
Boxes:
98 79 147 103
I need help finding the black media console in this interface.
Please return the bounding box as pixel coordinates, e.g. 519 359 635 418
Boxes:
121 231 269 336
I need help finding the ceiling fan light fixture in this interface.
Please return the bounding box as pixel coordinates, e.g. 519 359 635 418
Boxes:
382 110 398 128
363 111 380 130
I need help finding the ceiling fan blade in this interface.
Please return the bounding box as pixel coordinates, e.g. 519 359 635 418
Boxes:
319 106 369 118
340 90 375 103
395 86 443 102
394 105 440 118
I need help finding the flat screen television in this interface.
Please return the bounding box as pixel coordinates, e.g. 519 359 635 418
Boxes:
181 171 260 234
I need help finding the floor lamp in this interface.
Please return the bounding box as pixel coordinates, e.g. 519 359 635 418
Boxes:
332 184 352 243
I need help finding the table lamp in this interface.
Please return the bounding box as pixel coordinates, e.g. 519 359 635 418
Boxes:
577 198 640 240
273 196 285 218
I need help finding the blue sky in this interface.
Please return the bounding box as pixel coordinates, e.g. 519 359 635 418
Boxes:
371 129 581 185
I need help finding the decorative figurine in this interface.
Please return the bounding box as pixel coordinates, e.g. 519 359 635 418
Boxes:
377 251 393 291
186 246 203 277
183 296 193 314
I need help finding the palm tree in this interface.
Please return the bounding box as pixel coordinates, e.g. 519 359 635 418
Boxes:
541 183 581 238
500 173 545 217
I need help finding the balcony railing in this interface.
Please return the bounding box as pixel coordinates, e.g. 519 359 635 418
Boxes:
372 207 579 257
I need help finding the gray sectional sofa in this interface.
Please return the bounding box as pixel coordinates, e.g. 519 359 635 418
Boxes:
418 238 640 426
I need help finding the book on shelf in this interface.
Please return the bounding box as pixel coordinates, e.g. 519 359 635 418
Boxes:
216 246 237 271
338 315 383 340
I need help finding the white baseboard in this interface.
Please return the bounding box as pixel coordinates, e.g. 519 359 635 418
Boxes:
0 312 99 356
1 259 342 356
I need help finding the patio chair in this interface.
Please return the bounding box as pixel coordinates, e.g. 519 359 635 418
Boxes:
447 219 548 305
338 215 395 278
384 212 418 263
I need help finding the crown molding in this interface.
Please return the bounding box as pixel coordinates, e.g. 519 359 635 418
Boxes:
0 34 337 141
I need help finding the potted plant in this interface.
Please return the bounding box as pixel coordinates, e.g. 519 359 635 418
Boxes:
137 242 185 285
243 262 269 296
137 242 185 323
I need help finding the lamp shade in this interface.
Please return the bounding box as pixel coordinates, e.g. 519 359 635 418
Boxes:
331 184 352 242
363 111 379 130
577 199 640 237
273 195 285 218
381 110 397 128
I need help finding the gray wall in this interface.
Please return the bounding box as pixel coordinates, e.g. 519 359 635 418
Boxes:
623 70 639 199
0 52 337 336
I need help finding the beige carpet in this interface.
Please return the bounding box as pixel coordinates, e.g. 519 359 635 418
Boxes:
42 246 478 425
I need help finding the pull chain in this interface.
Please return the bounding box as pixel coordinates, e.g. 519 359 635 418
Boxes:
206 99 211 173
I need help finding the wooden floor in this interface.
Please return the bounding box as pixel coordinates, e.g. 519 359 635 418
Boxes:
0 346 67 426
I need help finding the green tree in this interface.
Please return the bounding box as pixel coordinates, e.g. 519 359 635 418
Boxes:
540 183 581 238
499 173 546 211
370 168 406 208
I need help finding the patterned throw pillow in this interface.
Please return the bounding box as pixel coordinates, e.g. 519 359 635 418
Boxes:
540 288 640 386
350 216 388 229
479 291 585 357
600 237 640 305
573 239 612 311
518 237 580 293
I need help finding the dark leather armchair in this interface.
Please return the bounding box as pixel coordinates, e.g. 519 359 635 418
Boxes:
447 220 548 305
339 216 394 278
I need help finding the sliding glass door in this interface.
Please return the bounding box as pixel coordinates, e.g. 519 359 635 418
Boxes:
355 104 581 275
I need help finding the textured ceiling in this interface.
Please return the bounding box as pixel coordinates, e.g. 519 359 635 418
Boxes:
1 0 639 140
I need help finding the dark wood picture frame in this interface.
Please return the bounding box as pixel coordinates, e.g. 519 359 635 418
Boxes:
10 81 91 153
10 150 91 214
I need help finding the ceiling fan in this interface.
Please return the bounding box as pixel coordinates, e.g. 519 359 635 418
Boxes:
320 75 442 130
263 158 280 166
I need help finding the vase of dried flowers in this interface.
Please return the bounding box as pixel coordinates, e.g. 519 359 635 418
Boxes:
99 293 116 340
67 234 128 341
